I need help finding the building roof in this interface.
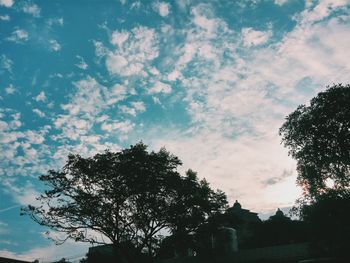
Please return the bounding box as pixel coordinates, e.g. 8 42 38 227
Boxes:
227 200 261 223
269 208 291 221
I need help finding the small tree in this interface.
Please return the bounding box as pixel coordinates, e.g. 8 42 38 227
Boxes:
279 84 350 198
22 142 227 260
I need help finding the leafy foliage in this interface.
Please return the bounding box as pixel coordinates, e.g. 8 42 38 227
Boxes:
168 169 228 234
279 84 350 197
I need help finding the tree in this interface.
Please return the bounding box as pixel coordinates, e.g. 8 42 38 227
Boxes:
160 169 228 257
299 189 350 256
168 169 227 233
22 142 227 260
280 84 350 257
279 84 350 198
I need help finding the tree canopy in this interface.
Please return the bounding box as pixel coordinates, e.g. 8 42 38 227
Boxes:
279 84 350 198
22 142 227 258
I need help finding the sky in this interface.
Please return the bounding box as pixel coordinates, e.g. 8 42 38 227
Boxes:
0 0 349 261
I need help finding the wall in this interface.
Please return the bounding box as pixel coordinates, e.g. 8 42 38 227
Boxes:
157 242 312 263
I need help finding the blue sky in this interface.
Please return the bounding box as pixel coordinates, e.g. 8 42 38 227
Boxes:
1 0 350 261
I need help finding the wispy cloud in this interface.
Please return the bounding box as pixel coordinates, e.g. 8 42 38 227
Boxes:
0 205 21 214
6 29 29 43
76 55 88 70
0 55 13 74
34 91 47 102
47 17 64 27
5 84 15 94
274 0 289 6
32 109 45 118
153 1 171 17
22 3 41 17
0 14 10 21
119 101 146 116
0 0 13 8
49 39 61 52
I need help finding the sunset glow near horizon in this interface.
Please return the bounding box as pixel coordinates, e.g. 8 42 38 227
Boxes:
1 0 349 261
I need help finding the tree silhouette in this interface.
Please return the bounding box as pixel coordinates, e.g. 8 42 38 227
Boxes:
299 189 350 256
22 142 227 260
280 84 350 257
279 84 350 198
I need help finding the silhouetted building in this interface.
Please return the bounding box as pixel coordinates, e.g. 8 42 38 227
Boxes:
225 201 261 248
227 201 261 223
268 208 291 222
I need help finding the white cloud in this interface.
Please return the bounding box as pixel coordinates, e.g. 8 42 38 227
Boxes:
0 55 13 73
298 0 349 24
0 0 13 8
33 108 45 118
6 29 29 43
106 54 142 76
148 81 171 94
191 4 225 37
34 91 47 102
53 77 108 141
101 120 134 133
93 40 108 58
274 0 288 5
65 77 107 116
80 135 100 144
106 83 128 105
22 3 41 17
111 31 129 47
47 17 64 27
131 101 146 112
153 1 170 17
241 27 272 47
119 101 146 116
0 110 52 180
106 26 159 77
0 14 10 21
53 77 135 144
0 120 9 131
49 39 61 52
167 70 182 81
76 55 88 70
26 130 46 144
5 84 15 94
149 67 160 75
